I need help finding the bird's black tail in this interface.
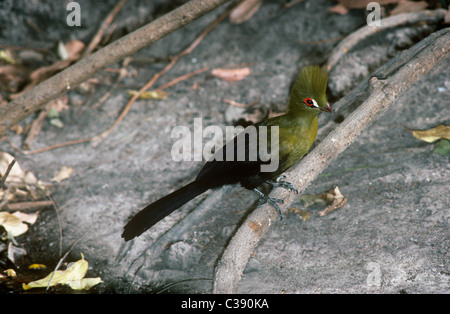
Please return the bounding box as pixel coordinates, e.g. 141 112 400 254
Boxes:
122 181 208 241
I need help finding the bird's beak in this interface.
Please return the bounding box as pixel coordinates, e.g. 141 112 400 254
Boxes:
320 103 332 113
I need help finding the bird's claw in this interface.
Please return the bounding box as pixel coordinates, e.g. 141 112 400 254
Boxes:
267 177 299 194
253 188 284 220
265 197 284 220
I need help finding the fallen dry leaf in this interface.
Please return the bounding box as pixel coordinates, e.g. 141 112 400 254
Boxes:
287 208 312 222
328 3 350 15
4 269 17 278
47 95 70 129
126 89 168 100
211 67 250 82
48 94 69 113
59 40 85 61
51 166 74 183
0 212 27 238
0 211 39 237
6 242 27 264
0 49 17 64
23 253 102 291
11 211 39 225
67 277 103 290
29 264 47 270
10 124 24 135
409 125 450 143
318 186 347 216
230 0 263 24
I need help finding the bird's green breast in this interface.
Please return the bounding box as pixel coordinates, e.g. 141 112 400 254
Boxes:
278 116 318 169
257 114 318 177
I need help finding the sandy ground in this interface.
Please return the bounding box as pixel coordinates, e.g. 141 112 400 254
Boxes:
0 0 448 293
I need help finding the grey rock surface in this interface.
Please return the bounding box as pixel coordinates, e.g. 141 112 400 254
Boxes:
0 0 448 293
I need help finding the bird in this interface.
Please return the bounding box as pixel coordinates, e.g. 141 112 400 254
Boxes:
122 65 331 241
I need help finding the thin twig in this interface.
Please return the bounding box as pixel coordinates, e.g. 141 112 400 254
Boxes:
24 137 93 155
0 158 16 189
154 67 210 92
4 200 53 211
282 0 304 9
23 109 48 150
82 0 128 58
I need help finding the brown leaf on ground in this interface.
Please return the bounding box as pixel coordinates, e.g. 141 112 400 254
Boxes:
317 186 347 216
230 0 263 24
211 67 250 82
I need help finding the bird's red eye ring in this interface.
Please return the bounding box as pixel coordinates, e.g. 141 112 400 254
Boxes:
303 98 317 108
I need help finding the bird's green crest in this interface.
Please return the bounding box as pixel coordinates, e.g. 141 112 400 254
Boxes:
288 65 328 112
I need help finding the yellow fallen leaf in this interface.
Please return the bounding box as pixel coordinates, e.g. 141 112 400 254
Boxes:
5 269 17 278
0 212 29 237
67 277 103 290
11 211 39 225
23 253 102 291
0 50 16 64
126 89 168 100
409 125 450 143
29 264 47 270
287 208 312 222
10 124 23 135
51 166 74 182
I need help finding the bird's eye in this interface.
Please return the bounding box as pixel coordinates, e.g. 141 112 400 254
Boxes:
303 98 318 108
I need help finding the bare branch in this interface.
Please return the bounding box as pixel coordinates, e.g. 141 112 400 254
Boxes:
213 28 450 294
326 9 447 72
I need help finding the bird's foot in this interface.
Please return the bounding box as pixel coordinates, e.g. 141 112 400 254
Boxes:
267 176 298 194
253 188 284 220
